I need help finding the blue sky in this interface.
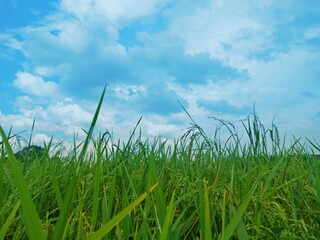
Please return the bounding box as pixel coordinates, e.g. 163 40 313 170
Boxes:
0 0 320 148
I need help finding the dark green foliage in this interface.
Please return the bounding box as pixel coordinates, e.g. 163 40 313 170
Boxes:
15 145 45 162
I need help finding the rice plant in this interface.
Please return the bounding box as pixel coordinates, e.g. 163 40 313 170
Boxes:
0 89 319 239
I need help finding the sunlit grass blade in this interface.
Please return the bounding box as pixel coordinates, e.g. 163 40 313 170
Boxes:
45 138 64 211
91 137 103 232
78 84 107 167
196 162 208 240
307 137 320 153
0 200 21 240
52 172 77 240
230 205 249 240
220 180 259 240
261 157 285 196
76 186 84 240
88 182 159 240
148 151 167 228
1 90 319 238
203 179 213 240
52 84 107 240
48 163 63 211
120 184 131 239
159 190 176 240
0 147 4 207
0 127 46 240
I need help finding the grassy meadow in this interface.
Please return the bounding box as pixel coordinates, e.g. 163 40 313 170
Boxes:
1 88 320 239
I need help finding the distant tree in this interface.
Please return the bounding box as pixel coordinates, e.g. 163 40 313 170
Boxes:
15 145 45 162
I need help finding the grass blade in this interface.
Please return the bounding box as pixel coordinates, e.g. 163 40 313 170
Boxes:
0 200 21 240
230 205 249 240
78 84 107 168
91 138 103 231
52 84 107 240
159 190 176 240
203 179 213 240
88 182 159 240
0 127 46 240
220 180 259 240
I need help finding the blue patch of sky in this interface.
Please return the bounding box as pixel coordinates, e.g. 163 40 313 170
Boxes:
0 85 20 115
297 13 320 49
21 33 76 66
0 32 25 81
197 99 250 115
0 46 27 114
118 9 169 49
130 35 249 84
248 48 277 62
118 1 212 50
59 56 137 98
292 10 320 29
49 29 62 37
165 0 211 16
110 82 188 116
271 25 294 53
221 43 232 52
167 53 249 84
138 88 188 115
300 91 316 98
167 116 187 126
271 8 320 50
0 0 58 31
304 37 320 50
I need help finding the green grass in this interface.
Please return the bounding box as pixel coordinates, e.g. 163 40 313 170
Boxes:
0 90 320 239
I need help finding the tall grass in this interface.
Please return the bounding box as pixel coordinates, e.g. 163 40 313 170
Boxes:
0 90 320 239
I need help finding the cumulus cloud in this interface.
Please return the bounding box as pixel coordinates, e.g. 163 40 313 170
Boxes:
32 133 53 145
48 101 93 125
0 95 98 142
0 113 34 129
13 23 246 100
143 116 182 138
14 71 59 97
0 0 319 145
168 1 269 58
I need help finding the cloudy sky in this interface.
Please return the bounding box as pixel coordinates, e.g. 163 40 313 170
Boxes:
0 0 319 148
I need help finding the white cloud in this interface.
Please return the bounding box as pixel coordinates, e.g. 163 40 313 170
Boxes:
1 0 319 149
0 34 23 50
145 122 180 138
60 0 94 19
14 96 49 121
97 0 166 23
247 48 319 95
1 96 100 142
305 26 320 39
169 1 271 60
48 101 93 124
0 113 34 129
32 133 52 145
34 66 55 76
60 0 168 26
112 84 147 100
14 72 59 97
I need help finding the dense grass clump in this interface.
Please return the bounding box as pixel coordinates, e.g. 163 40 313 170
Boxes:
1 89 320 239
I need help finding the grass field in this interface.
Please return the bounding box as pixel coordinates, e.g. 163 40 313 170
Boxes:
1 88 320 239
